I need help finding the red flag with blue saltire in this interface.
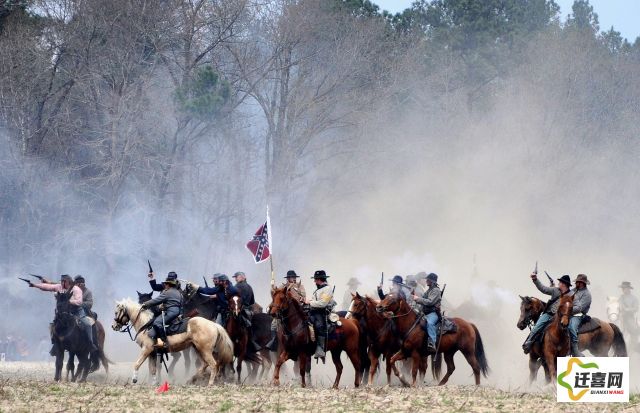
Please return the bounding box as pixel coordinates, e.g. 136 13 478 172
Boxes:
246 220 271 263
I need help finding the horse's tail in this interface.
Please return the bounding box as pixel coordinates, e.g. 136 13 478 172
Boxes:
431 352 442 380
610 323 627 357
472 324 490 377
215 327 235 365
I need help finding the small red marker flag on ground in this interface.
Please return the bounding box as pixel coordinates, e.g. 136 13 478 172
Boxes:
156 381 170 393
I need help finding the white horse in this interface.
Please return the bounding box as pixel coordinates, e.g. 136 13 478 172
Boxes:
112 298 233 385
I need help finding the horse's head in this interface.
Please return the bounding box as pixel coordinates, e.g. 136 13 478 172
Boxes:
136 291 153 304
112 301 131 331
606 296 619 322
346 292 365 319
376 293 402 318
229 295 242 317
558 294 574 328
269 287 288 317
517 295 544 330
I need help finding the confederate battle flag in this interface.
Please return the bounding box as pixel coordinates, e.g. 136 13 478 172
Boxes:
246 220 271 263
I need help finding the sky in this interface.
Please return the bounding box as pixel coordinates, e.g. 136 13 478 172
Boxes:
375 0 640 42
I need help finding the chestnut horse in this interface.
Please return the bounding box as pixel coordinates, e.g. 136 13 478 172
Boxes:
377 294 489 386
516 296 550 383
518 295 627 381
269 286 364 388
227 295 261 383
541 294 573 379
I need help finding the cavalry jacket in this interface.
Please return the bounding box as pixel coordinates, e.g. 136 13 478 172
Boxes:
571 287 592 315
533 279 565 315
415 284 441 314
197 284 239 311
81 287 94 310
620 294 639 315
144 286 183 310
280 281 306 302
34 283 83 307
235 280 255 306
310 283 335 311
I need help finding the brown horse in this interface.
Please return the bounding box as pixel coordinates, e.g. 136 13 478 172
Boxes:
516 296 550 383
541 294 573 379
518 295 627 381
377 294 489 386
227 295 261 383
346 293 400 384
269 286 364 388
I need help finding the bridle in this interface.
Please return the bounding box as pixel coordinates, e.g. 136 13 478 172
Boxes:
272 291 307 337
113 304 145 341
377 295 414 319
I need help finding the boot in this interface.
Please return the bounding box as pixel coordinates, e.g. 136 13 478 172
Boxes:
265 329 278 351
426 339 436 353
571 342 584 357
314 336 326 359
84 324 98 352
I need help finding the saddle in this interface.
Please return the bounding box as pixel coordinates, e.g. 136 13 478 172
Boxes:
165 317 189 336
578 315 601 334
435 317 458 335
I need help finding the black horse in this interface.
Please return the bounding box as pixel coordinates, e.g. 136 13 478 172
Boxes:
51 295 94 382
65 320 110 380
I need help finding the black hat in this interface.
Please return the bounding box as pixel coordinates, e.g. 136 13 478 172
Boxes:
212 273 222 280
60 274 72 283
285 270 299 278
390 275 404 284
167 272 178 280
74 275 85 283
311 270 329 280
218 274 229 282
557 275 572 287
427 273 438 282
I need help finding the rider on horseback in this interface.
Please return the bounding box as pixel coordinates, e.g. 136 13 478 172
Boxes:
266 270 306 351
196 274 239 326
377 275 408 301
522 273 571 354
619 281 638 344
141 272 184 350
74 275 97 320
413 272 441 352
31 274 98 353
306 270 336 359
568 274 592 357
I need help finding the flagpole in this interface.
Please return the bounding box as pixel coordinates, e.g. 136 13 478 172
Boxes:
267 205 275 287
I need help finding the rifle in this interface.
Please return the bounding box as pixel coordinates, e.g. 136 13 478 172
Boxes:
544 271 555 287
440 283 447 298
434 284 447 357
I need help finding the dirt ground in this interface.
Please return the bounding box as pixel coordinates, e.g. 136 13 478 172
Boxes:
0 362 638 412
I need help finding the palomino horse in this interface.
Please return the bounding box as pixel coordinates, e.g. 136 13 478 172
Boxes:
516 296 550 383
377 294 489 386
227 295 261 383
112 298 233 386
347 293 401 385
269 286 364 388
518 295 627 376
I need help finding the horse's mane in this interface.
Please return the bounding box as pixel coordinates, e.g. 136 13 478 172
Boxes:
116 298 153 325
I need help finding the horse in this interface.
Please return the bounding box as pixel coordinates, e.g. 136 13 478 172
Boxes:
269 286 363 388
227 294 261 383
251 312 277 379
607 295 639 352
50 297 93 382
519 295 627 364
112 298 233 386
516 296 550 383
540 294 574 379
137 291 193 376
377 293 489 386
65 320 111 381
346 292 400 385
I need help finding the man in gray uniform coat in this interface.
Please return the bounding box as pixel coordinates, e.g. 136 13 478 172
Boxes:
568 274 592 357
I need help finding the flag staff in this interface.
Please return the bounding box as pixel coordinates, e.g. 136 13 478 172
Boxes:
267 205 275 287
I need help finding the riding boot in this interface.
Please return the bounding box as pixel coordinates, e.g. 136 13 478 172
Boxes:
571 342 584 357
426 339 436 353
84 323 98 352
266 329 278 351
522 333 535 354
314 336 326 359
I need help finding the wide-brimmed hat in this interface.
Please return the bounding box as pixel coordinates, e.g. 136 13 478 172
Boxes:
389 275 404 285
347 277 360 286
285 270 299 278
427 273 438 282
311 270 329 280
211 273 222 281
574 274 590 285
405 274 417 286
416 271 428 280
557 275 572 287
74 275 85 283
619 281 633 289
218 274 229 282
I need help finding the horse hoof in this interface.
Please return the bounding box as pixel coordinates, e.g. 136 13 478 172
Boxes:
132 378 137 384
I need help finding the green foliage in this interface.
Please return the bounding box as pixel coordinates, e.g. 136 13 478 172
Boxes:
566 0 599 32
174 65 230 122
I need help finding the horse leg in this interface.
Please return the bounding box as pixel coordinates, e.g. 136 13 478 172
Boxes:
529 355 541 383
79 352 90 383
66 353 74 382
437 351 455 385
195 345 219 386
236 355 243 384
389 350 410 387
410 350 421 386
272 350 289 387
386 356 392 385
330 350 344 389
184 348 192 375
131 347 153 384
368 350 379 385
168 351 180 378
54 349 64 382
299 354 308 388
461 346 482 385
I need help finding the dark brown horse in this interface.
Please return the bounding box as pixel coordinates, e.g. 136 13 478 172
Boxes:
227 295 261 383
518 294 627 381
377 294 489 386
269 286 364 388
541 294 573 379
346 293 400 384
516 296 550 383
66 320 110 381
51 297 93 382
